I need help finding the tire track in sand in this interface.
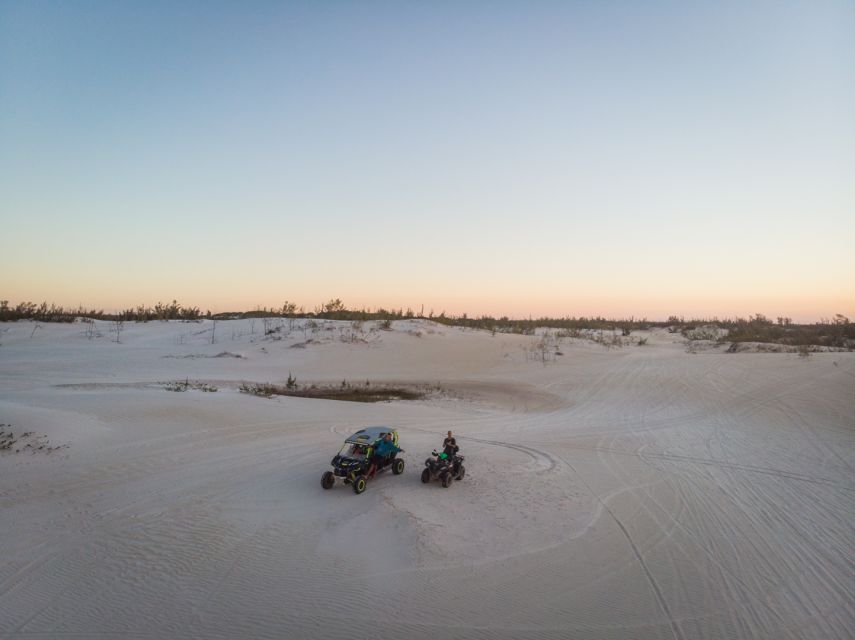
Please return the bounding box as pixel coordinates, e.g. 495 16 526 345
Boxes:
541 443 854 492
554 452 684 640
404 426 557 473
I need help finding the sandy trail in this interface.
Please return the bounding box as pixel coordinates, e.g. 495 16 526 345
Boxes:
0 319 852 639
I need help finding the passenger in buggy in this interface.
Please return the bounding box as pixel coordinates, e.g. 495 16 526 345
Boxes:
367 433 403 478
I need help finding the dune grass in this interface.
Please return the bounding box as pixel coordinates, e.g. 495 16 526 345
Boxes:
238 381 427 403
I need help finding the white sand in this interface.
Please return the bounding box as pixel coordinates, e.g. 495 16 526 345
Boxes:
1 318 853 639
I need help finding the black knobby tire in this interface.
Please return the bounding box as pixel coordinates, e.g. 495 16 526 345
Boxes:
441 472 452 488
456 465 465 481
321 471 335 490
393 458 405 475
420 468 431 484
353 475 367 494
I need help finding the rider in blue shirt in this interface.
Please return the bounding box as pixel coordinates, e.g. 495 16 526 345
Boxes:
367 433 403 478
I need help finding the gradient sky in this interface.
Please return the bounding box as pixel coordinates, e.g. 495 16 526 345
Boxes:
2 1 853 321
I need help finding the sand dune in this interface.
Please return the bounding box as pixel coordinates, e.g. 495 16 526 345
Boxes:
1 319 853 639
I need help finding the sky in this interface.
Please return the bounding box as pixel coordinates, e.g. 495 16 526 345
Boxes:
1 0 853 321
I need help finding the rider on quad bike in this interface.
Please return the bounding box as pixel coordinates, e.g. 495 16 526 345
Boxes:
443 430 459 456
442 430 462 476
422 431 466 488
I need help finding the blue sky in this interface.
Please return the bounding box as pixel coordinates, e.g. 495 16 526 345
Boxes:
1 1 853 320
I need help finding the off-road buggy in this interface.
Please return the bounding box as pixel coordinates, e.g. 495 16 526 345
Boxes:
321 426 405 494
421 449 465 488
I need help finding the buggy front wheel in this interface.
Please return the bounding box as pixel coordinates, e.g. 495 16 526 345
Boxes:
353 475 367 494
392 458 405 475
321 471 335 490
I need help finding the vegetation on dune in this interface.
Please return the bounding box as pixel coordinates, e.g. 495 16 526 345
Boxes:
0 299 202 323
162 379 218 393
239 379 429 403
2 298 852 349
681 313 854 350
1 300 105 323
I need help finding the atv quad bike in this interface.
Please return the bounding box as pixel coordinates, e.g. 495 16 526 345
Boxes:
421 449 465 488
321 426 405 494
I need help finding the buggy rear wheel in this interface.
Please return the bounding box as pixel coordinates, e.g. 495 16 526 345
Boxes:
353 475 367 494
321 471 335 490
392 458 405 475
421 468 431 484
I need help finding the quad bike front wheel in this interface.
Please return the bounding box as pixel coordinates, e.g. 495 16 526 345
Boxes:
321 471 335 490
393 458 405 475
421 468 431 484
441 472 452 488
353 475 367 494
456 465 465 481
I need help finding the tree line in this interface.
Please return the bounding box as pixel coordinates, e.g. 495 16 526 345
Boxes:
2 298 852 348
